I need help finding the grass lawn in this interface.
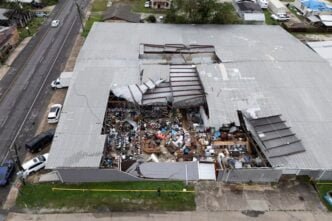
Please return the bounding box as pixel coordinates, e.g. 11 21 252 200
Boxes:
82 0 108 37
16 181 196 212
18 17 45 41
287 4 304 20
91 0 108 13
82 14 103 37
315 181 332 211
130 0 167 14
43 0 59 6
263 9 279 25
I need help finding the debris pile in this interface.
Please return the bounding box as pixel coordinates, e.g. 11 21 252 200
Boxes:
100 93 265 172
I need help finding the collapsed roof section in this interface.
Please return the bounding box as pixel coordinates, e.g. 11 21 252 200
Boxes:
112 64 206 108
240 111 306 162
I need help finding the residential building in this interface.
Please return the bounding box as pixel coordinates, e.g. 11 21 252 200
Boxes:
151 0 171 9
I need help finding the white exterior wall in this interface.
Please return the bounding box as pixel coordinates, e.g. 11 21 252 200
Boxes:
268 0 287 14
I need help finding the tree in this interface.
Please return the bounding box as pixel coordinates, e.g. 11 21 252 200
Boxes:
146 15 156 23
165 0 240 24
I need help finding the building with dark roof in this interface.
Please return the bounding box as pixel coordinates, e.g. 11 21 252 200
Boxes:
233 0 265 23
103 4 141 23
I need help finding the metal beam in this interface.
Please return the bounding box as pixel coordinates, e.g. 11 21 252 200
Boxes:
266 139 301 150
261 133 296 142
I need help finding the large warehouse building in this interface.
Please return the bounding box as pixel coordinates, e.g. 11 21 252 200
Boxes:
45 23 332 183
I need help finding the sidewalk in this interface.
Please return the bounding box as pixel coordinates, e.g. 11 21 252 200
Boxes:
5 211 332 221
0 37 32 80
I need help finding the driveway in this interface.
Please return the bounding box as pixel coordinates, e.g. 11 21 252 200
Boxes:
195 179 326 212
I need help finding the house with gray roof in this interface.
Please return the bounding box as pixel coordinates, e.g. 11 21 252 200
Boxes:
103 4 141 23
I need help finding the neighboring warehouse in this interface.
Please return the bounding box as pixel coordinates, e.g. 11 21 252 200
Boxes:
307 41 332 66
46 23 332 183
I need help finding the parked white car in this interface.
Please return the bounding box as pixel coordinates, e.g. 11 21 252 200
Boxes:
51 19 60 27
17 153 49 178
48 104 62 124
144 1 151 8
271 13 290 21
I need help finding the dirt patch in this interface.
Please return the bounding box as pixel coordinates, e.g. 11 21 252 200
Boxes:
64 36 85 71
293 33 332 42
34 90 66 135
229 185 244 194
241 210 265 217
35 34 85 135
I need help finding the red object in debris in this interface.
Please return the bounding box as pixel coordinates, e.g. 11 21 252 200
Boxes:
156 133 166 140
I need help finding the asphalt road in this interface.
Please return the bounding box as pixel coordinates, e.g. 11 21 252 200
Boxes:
0 0 90 206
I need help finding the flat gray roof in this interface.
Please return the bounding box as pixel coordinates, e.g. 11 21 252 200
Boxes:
47 23 332 170
307 41 332 66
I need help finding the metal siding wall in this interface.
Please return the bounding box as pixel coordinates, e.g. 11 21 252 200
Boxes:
282 169 300 175
298 170 322 180
58 168 141 183
217 169 282 183
317 170 332 181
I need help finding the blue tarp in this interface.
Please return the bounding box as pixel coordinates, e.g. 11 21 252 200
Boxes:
302 0 332 12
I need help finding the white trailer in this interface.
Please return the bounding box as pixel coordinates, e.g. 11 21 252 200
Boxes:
258 0 269 9
268 0 288 15
51 72 72 89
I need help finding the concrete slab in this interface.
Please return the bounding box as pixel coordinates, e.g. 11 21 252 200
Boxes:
2 181 21 210
195 181 325 212
39 171 60 183
4 211 332 221
247 200 269 211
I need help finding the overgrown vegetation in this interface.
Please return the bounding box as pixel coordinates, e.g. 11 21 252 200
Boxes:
146 15 157 23
91 0 108 12
165 0 241 24
315 181 332 211
0 0 58 9
41 0 59 6
16 181 196 211
82 15 103 37
263 9 278 25
18 17 45 40
82 0 107 37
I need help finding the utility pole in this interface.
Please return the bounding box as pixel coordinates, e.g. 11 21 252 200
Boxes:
13 143 23 171
75 0 85 32
13 143 26 185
